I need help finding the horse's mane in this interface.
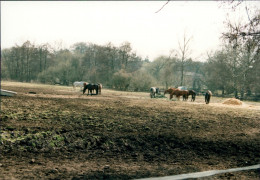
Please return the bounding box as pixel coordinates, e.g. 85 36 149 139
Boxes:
206 90 212 96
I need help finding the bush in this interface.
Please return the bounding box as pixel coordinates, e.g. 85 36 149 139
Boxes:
130 70 155 92
112 70 132 90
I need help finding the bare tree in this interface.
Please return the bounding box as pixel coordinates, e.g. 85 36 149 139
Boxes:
176 33 193 86
119 41 132 69
222 8 259 98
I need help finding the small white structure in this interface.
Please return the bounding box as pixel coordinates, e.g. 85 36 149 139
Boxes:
73 81 86 91
177 86 187 90
0 89 17 96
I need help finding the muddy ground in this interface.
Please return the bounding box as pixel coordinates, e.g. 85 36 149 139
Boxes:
0 81 260 179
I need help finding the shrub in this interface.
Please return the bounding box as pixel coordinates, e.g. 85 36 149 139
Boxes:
112 70 132 90
130 70 155 91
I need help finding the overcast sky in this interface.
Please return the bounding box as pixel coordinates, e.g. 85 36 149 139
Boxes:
1 1 259 61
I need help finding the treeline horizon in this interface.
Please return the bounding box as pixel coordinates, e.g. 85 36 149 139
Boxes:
1 36 259 101
1 1 259 101
1 8 259 100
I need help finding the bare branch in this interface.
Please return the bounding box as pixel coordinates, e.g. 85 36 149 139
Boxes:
245 4 252 24
155 0 170 13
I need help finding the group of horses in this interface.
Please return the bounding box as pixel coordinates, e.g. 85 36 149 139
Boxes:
73 81 102 95
151 87 212 104
74 81 212 103
163 88 196 102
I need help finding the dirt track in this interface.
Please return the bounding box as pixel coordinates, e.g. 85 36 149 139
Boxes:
1 81 260 179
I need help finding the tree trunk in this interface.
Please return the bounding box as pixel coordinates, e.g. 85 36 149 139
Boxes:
181 59 184 86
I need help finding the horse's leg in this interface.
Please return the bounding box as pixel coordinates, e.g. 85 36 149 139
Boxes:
206 94 209 104
83 87 86 94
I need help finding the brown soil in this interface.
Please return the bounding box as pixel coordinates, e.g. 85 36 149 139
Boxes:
0 81 260 179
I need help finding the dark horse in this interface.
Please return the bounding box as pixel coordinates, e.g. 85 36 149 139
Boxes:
83 83 99 95
188 90 196 102
180 90 189 101
205 90 212 104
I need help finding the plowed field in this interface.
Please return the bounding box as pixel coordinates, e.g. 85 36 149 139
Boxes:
1 81 259 179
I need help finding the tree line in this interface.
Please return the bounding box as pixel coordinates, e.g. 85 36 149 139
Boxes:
1 10 259 100
1 41 145 87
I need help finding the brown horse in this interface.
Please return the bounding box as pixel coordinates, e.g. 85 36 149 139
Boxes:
170 89 189 100
164 88 176 95
164 88 176 100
